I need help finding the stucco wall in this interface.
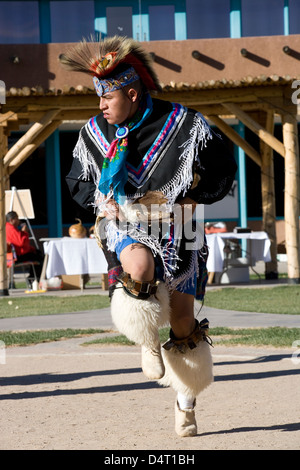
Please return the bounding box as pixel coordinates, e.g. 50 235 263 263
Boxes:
1 35 300 90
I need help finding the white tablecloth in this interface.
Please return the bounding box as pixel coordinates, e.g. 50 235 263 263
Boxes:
206 231 271 273
43 237 108 279
43 233 270 279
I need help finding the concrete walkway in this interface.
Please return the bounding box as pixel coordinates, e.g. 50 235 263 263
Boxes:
0 303 299 332
1 282 299 451
0 279 299 331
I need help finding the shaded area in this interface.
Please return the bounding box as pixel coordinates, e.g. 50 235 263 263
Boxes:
192 50 225 70
199 421 300 437
0 380 160 401
240 49 270 67
0 367 142 387
283 46 300 60
215 353 292 366
215 368 300 382
153 54 182 73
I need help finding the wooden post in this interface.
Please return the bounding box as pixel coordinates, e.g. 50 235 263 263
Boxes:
208 114 262 166
259 111 278 278
0 126 9 295
8 120 62 174
282 112 300 282
3 109 61 168
223 102 285 157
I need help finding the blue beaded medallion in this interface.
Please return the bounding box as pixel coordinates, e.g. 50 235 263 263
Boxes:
115 126 129 139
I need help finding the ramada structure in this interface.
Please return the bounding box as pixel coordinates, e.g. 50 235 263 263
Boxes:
1 34 300 294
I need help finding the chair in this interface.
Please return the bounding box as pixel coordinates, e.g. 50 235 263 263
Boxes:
219 238 261 283
7 243 40 289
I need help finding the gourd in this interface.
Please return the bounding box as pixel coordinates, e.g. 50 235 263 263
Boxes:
68 218 87 238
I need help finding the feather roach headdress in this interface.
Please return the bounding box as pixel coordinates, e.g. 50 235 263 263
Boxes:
59 35 161 92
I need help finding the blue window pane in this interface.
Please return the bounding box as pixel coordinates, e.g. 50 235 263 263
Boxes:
50 1 94 43
241 0 284 37
289 0 300 34
186 0 230 39
106 7 133 38
149 5 175 40
0 1 39 44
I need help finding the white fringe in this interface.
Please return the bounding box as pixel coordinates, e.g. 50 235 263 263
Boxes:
74 113 210 285
73 131 100 185
105 220 181 282
160 112 212 205
73 132 103 212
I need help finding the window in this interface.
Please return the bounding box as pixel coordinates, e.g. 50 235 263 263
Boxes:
0 1 39 44
186 0 230 39
149 5 175 40
106 6 133 38
289 0 300 34
241 0 284 37
9 135 47 225
60 132 95 225
50 1 94 42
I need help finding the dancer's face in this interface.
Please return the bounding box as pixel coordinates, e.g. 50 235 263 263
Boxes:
99 87 139 125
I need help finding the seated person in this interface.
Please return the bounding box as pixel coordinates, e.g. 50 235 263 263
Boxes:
6 211 43 286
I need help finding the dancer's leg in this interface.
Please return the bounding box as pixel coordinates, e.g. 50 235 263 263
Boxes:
111 241 170 379
159 289 213 437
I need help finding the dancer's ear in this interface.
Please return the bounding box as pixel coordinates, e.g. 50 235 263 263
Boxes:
127 87 139 103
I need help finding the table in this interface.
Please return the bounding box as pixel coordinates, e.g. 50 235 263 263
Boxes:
42 238 108 288
206 231 271 283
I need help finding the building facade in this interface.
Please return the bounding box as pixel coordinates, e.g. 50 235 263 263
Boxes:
1 0 300 242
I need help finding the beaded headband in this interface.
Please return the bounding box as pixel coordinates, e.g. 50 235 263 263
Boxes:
59 36 162 92
93 66 140 97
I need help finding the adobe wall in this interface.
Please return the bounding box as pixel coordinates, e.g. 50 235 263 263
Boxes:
1 35 300 89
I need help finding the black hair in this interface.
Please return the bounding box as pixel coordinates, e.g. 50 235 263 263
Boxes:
6 211 18 222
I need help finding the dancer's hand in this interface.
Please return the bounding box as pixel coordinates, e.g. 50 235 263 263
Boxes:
177 197 197 224
104 199 120 220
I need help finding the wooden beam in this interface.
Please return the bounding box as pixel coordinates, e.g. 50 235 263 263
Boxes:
1 84 285 114
3 108 61 168
282 112 300 282
159 85 284 106
223 102 286 157
208 114 262 166
0 127 9 295
8 120 62 175
0 112 20 135
201 101 273 117
259 111 278 276
0 111 18 125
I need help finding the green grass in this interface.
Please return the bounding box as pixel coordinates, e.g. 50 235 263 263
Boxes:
86 326 300 349
1 325 299 349
209 326 300 348
1 285 299 348
0 328 104 347
204 285 300 314
87 334 136 346
2 285 299 321
1 286 299 320
0 294 110 319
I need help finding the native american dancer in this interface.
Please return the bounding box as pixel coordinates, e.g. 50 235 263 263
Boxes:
61 36 237 437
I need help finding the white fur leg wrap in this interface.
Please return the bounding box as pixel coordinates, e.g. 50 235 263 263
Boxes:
158 341 213 398
110 281 170 347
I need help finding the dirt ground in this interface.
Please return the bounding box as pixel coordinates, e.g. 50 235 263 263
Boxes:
0 333 299 451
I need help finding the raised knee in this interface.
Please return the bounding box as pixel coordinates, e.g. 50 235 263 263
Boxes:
120 244 155 281
129 262 154 282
